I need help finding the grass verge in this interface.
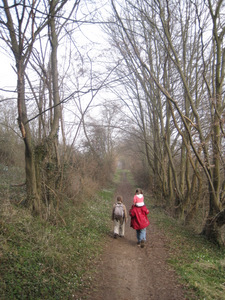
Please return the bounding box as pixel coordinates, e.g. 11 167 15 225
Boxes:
148 205 225 300
0 188 114 299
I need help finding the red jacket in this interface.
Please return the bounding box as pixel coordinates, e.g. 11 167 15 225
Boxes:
129 204 150 230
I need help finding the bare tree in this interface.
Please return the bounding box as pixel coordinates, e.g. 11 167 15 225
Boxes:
0 0 80 215
109 0 225 244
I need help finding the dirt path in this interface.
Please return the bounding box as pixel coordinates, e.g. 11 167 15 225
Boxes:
78 172 188 300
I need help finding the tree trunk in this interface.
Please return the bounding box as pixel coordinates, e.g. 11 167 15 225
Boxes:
17 60 42 213
201 206 224 247
201 0 225 245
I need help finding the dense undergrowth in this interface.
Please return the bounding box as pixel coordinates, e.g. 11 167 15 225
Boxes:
148 202 225 300
0 182 115 299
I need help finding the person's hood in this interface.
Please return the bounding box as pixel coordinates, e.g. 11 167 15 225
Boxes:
136 194 143 199
135 202 144 207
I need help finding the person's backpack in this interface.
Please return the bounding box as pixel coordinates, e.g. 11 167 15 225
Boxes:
114 203 124 220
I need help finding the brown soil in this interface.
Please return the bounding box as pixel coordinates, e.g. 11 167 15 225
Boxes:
75 172 190 300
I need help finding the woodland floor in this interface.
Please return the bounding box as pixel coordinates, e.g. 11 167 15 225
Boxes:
74 172 191 300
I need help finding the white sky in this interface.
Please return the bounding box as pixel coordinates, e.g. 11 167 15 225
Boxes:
0 50 17 95
0 1 126 147
0 0 111 95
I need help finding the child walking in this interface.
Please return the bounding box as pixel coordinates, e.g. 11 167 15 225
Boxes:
112 195 128 239
129 199 150 248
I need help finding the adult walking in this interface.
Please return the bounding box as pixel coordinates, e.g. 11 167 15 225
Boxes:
129 199 150 248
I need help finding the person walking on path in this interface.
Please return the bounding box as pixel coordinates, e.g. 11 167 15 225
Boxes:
112 195 128 239
129 200 150 248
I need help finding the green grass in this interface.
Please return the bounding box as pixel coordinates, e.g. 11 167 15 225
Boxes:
0 187 114 299
149 205 225 300
2 168 225 299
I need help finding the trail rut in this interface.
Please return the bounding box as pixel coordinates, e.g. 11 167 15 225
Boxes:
77 172 189 300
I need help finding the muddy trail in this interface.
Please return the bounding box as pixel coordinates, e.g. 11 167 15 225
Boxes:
77 172 188 300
